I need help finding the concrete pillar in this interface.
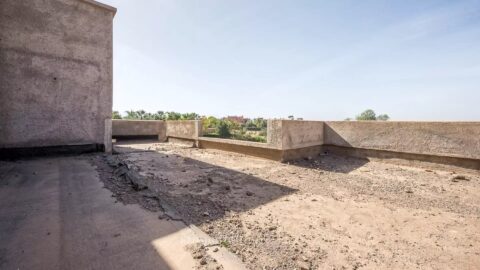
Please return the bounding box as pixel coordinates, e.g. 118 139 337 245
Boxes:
267 120 283 149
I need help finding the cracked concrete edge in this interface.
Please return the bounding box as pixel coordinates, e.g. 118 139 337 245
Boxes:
151 222 247 270
104 155 247 269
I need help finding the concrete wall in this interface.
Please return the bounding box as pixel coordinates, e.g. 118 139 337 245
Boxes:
324 121 480 160
0 0 115 152
106 118 479 168
112 120 166 141
166 120 202 140
267 120 324 149
198 137 283 161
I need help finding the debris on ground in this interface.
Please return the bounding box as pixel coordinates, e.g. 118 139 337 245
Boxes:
451 175 470 182
92 142 480 270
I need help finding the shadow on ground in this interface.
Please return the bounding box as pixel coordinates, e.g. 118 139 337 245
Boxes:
289 153 370 174
100 142 297 226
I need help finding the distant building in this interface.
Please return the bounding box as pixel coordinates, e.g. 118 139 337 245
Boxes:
225 116 247 124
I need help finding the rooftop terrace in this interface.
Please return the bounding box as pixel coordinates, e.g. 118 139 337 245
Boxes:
1 138 479 269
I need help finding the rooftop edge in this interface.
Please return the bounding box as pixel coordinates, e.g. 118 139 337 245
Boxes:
81 0 117 16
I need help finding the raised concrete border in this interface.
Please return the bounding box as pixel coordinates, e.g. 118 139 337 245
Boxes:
110 119 480 169
324 121 480 160
198 137 283 161
323 145 480 170
166 120 202 142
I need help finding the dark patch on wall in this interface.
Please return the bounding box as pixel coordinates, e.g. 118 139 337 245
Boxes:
323 145 480 170
0 144 104 160
198 140 284 161
113 135 160 141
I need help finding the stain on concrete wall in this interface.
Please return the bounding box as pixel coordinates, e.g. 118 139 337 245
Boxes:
112 120 166 141
324 121 480 160
0 0 115 150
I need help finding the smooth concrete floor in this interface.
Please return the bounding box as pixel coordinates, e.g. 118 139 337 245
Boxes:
0 156 178 270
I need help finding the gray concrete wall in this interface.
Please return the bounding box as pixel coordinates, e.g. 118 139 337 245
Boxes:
267 120 324 150
280 120 324 149
0 0 115 151
112 120 166 141
166 120 202 140
324 121 480 160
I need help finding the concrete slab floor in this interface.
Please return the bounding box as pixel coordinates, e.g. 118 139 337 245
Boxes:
0 156 245 270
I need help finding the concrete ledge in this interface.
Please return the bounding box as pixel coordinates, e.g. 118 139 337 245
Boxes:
168 137 197 147
0 144 105 160
324 121 480 160
198 138 283 161
113 135 160 141
323 145 480 170
199 137 277 149
81 0 117 15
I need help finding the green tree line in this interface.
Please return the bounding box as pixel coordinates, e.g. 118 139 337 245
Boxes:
113 110 199 121
345 109 390 121
113 110 268 143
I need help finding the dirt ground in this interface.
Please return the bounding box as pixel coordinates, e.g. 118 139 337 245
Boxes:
97 141 480 270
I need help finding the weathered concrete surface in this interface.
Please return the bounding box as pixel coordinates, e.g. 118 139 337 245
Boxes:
0 156 170 269
112 120 166 141
0 0 115 151
198 137 283 161
280 120 324 149
0 156 246 270
325 121 480 160
166 120 202 140
267 120 324 150
267 119 284 149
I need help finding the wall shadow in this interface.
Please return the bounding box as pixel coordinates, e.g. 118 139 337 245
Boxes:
102 142 297 229
287 152 370 174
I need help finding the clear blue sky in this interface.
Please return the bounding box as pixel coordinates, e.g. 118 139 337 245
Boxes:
100 0 480 120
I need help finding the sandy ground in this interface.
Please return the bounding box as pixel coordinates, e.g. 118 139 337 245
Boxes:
101 141 480 270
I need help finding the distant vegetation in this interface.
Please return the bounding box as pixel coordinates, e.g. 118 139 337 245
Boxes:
113 110 199 120
202 116 267 143
345 109 390 121
113 110 267 143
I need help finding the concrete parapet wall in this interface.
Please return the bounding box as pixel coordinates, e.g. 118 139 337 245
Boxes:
324 121 480 160
111 119 479 168
166 120 202 140
112 120 166 141
267 120 324 149
198 137 283 161
280 120 324 149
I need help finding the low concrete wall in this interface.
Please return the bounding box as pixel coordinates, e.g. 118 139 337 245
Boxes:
281 120 324 149
110 119 480 169
324 121 480 160
198 137 283 161
112 120 166 141
166 120 202 140
267 120 324 149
